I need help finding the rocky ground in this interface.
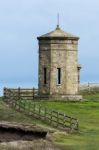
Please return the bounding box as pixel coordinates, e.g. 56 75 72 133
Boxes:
0 140 62 150
0 121 62 150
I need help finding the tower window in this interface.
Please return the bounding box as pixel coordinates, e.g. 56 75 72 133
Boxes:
57 68 61 85
44 67 47 84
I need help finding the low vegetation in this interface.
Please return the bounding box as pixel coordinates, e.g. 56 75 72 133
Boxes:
0 93 99 150
0 97 44 126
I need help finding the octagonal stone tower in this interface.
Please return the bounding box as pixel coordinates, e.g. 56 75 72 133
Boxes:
37 25 82 100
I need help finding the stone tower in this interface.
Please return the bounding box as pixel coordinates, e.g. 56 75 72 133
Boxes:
37 25 82 100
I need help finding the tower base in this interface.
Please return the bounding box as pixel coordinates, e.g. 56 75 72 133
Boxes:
38 94 82 101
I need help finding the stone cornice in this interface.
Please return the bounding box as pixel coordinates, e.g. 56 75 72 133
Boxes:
37 36 79 41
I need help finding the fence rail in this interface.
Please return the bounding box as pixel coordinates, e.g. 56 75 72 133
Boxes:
4 87 38 100
3 87 79 132
80 83 99 93
9 99 79 131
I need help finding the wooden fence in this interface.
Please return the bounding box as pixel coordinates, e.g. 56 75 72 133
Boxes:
3 87 79 132
4 87 38 100
7 99 79 132
80 83 99 94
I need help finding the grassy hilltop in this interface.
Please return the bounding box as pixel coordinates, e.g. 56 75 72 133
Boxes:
0 93 99 150
34 93 99 150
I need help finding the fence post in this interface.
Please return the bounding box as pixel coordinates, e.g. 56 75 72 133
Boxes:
33 103 35 113
33 88 34 100
39 105 41 118
76 120 79 131
28 102 31 115
18 100 21 111
70 118 74 132
18 87 21 100
44 107 47 121
50 111 53 125
57 112 59 127
24 100 26 111
3 87 6 101
88 82 90 92
14 100 16 108
63 114 66 128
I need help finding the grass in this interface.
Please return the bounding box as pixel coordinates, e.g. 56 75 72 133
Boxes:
0 97 46 126
0 93 99 150
0 97 56 132
0 97 32 124
83 92 99 102
38 94 99 150
19 94 99 150
51 101 99 150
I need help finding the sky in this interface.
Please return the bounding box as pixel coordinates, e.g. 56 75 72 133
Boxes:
0 0 99 95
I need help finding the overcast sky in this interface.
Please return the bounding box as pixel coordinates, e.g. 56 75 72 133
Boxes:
0 0 99 94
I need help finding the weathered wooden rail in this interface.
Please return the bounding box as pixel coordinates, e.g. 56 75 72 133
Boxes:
4 87 38 100
80 82 99 94
3 87 79 132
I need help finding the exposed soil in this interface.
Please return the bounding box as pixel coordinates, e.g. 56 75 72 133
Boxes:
0 122 62 150
0 121 47 142
0 140 62 150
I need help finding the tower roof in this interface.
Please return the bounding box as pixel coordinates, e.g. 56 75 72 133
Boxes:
37 26 79 40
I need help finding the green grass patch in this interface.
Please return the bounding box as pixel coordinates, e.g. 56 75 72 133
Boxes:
83 92 99 102
0 97 56 131
19 93 99 150
1 93 99 150
0 99 34 124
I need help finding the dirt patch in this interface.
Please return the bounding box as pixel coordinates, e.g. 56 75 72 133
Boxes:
0 140 62 150
0 121 47 142
0 122 63 150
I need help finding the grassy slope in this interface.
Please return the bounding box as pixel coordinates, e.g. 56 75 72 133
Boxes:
0 97 56 131
0 94 99 150
0 97 47 126
0 97 35 124
31 94 99 150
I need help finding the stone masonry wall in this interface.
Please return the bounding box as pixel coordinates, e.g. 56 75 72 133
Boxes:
38 39 79 97
50 40 78 95
38 41 51 95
